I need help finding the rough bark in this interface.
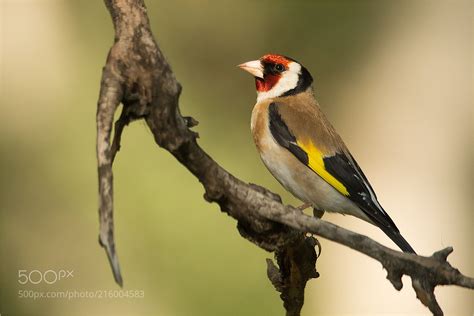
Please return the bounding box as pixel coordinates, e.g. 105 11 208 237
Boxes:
96 1 474 315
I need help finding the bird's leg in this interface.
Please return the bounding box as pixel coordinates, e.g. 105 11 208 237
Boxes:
297 202 312 211
296 203 325 219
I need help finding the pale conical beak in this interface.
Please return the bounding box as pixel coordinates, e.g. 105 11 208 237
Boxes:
238 60 264 79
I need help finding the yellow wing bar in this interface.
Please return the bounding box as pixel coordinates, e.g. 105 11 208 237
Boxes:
296 139 350 196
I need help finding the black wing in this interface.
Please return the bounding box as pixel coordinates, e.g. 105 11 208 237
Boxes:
268 102 416 253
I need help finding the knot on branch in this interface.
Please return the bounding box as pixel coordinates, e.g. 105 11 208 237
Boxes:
236 219 301 252
266 236 320 316
386 269 403 290
381 246 471 316
183 116 199 128
432 247 453 262
412 279 442 316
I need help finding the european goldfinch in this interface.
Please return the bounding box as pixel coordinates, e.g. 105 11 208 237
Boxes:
239 54 416 253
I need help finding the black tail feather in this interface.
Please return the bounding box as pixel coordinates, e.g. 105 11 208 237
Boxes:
379 225 416 254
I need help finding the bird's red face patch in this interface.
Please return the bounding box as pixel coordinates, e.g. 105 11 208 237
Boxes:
255 54 291 92
255 75 280 92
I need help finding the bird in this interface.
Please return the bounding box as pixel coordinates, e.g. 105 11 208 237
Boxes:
238 54 416 253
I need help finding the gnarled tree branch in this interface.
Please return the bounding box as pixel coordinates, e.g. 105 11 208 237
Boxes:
96 1 474 315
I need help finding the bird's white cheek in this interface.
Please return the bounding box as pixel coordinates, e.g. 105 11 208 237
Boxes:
256 72 299 102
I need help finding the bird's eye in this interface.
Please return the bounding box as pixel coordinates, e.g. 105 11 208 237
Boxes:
275 64 285 72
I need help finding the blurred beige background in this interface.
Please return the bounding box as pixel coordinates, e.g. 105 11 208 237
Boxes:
1 0 472 315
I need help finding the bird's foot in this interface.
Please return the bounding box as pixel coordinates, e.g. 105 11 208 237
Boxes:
313 208 325 219
297 202 312 211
